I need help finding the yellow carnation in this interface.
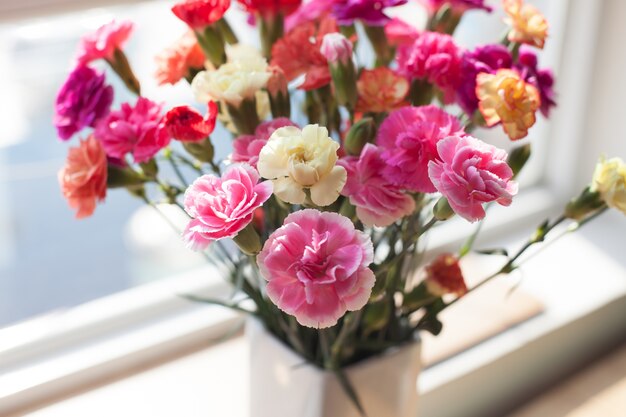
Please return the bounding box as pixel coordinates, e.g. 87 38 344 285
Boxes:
503 0 548 49
591 157 626 215
257 125 347 206
476 69 540 140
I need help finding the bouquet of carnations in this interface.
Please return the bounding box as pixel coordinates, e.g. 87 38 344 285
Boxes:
54 0 625 412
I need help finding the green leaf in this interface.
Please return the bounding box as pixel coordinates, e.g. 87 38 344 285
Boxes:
334 368 367 417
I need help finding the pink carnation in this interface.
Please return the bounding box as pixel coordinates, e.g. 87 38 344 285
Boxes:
95 97 171 163
183 164 273 250
258 209 375 328
428 135 518 222
76 20 134 65
231 118 297 168
397 31 463 100
339 144 415 227
376 105 465 193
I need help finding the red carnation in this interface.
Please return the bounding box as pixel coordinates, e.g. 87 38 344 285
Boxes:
270 17 338 91
172 0 231 29
238 0 302 18
163 101 218 142
424 253 468 297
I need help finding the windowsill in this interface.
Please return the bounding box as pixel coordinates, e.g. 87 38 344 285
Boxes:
6 211 626 417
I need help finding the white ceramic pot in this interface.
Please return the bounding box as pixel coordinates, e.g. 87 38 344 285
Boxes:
247 319 422 417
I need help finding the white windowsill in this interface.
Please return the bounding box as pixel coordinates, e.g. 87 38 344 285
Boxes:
3 206 626 417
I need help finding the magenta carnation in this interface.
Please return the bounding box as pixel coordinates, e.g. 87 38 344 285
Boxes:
376 105 465 193
54 65 113 141
183 164 273 251
339 144 416 227
397 31 463 100
258 209 375 328
332 0 407 26
76 20 134 65
95 97 171 163
231 118 297 168
515 46 556 117
428 135 518 222
456 44 512 115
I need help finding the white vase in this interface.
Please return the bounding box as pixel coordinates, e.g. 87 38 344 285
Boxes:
247 318 422 417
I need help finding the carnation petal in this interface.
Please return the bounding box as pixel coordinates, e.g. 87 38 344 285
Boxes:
310 165 347 206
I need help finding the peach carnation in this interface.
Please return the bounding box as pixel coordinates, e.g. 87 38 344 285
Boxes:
503 0 548 49
155 32 206 86
58 136 107 219
356 67 409 113
476 68 540 140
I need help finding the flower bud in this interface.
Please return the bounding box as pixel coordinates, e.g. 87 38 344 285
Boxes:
321 33 357 109
344 117 376 156
267 65 291 118
183 137 215 163
507 143 532 178
433 197 455 221
564 186 604 221
320 33 353 65
106 164 146 189
424 253 467 297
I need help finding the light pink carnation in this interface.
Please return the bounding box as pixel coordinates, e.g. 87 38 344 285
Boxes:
376 105 465 193
258 209 375 328
232 118 297 168
95 97 171 163
397 31 463 100
339 144 415 227
76 20 134 65
428 135 518 222
183 164 273 250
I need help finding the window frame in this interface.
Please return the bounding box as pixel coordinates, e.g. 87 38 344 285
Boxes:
0 0 609 414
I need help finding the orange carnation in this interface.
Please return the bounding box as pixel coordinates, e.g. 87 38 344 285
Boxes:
58 136 107 219
503 0 548 49
155 32 206 85
356 67 409 113
476 69 540 140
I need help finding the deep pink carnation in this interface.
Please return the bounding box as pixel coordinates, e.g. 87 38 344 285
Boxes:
397 31 463 100
258 209 375 328
332 0 407 26
232 118 297 168
385 18 420 46
515 46 556 117
339 144 415 227
456 44 512 115
76 20 134 65
95 97 171 163
54 65 113 140
183 164 273 250
376 105 465 192
428 135 518 222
